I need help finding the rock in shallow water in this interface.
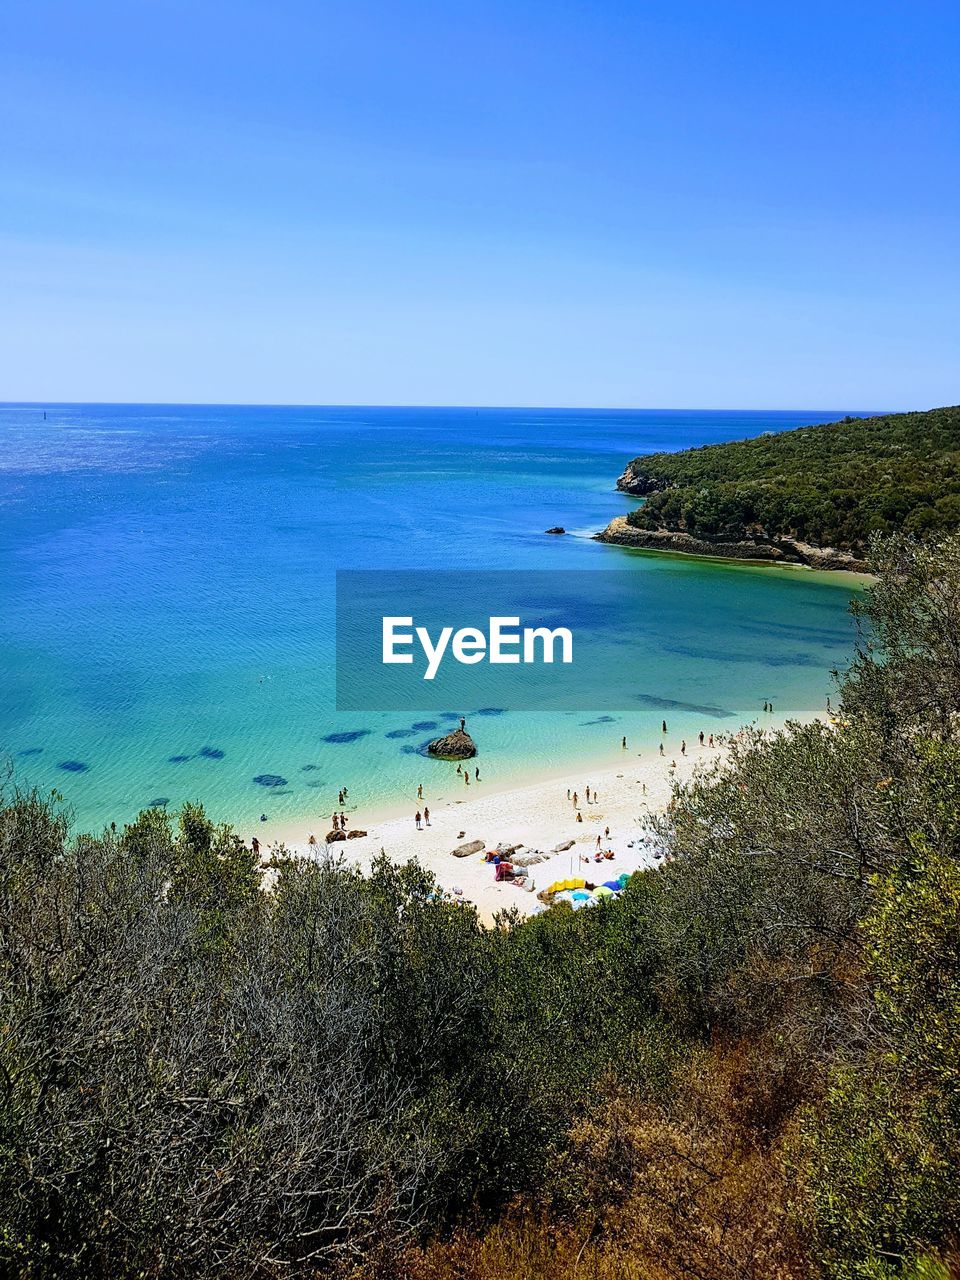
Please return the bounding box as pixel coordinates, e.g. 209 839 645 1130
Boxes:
427 729 477 760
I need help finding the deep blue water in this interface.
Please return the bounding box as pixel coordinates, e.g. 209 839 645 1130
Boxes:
0 404 868 832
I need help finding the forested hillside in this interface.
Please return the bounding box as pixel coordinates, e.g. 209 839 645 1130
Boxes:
3 534 960 1279
619 405 960 554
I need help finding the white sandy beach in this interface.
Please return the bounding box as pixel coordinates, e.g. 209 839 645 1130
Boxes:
259 741 731 921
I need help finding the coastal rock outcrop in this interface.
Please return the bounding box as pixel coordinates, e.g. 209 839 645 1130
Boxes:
427 728 477 760
545 526 566 535
594 516 868 573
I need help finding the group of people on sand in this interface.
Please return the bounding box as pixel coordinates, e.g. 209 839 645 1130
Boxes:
414 807 431 829
567 784 601 809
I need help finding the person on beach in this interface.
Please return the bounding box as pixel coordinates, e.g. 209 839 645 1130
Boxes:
457 763 462 775
594 790 599 804
659 743 664 757
681 740 687 755
622 736 627 749
576 811 583 823
464 771 470 785
338 790 343 805
415 810 422 829
251 837 260 856
604 826 610 839
567 788 571 800
475 766 480 781
709 734 714 747
417 783 423 799
424 806 430 825
331 812 338 829
596 834 602 850
308 833 317 848
699 731 704 746
572 791 579 808
586 785 591 803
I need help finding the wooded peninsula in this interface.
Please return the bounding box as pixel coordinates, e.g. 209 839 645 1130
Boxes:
597 405 960 570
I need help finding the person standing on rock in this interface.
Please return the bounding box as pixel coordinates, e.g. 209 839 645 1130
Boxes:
460 716 466 731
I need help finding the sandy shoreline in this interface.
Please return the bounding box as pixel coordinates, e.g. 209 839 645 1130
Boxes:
258 739 734 921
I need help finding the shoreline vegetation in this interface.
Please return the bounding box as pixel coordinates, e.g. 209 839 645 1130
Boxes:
595 404 960 571
3 532 960 1277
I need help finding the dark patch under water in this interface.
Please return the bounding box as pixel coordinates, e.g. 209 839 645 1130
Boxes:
401 739 439 757
168 753 192 763
17 746 43 757
253 774 288 788
385 728 417 739
473 707 506 716
323 730 371 744
300 763 319 772
147 797 170 808
411 720 438 731
57 760 89 773
635 694 737 719
198 746 225 760
305 779 324 788
665 643 815 669
581 715 618 725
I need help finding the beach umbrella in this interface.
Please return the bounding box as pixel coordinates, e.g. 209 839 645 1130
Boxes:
571 889 591 901
603 880 622 891
593 885 615 898
618 873 631 887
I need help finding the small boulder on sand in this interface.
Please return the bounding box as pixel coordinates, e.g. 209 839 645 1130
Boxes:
451 839 485 858
326 829 346 843
428 729 477 760
553 839 576 852
346 829 367 839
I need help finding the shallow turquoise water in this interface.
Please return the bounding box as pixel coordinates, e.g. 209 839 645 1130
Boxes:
0 404 867 833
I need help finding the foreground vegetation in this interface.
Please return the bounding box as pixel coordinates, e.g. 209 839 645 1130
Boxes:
622 405 960 552
3 533 960 1277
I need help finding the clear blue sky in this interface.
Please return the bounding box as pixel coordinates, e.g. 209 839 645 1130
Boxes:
1 0 957 408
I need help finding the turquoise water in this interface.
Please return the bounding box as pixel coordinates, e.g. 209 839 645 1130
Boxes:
0 404 866 833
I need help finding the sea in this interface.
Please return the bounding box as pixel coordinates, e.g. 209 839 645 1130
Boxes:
0 404 870 835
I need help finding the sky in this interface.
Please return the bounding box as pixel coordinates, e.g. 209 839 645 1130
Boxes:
0 0 957 409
